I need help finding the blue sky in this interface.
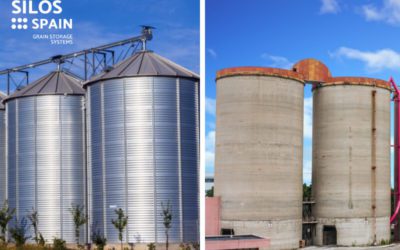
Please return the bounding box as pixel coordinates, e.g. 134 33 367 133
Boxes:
206 0 400 185
0 0 199 89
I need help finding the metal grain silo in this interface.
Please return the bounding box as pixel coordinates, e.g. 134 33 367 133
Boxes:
5 71 86 243
312 77 391 246
214 67 304 250
0 92 6 205
85 50 199 244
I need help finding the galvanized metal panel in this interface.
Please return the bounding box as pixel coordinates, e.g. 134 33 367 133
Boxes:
124 77 156 243
6 101 17 219
0 111 6 204
179 79 199 242
7 95 85 243
88 76 199 243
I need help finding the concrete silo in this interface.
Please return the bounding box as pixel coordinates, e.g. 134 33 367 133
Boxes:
312 77 391 246
0 92 6 205
85 50 200 244
214 67 304 250
5 71 86 243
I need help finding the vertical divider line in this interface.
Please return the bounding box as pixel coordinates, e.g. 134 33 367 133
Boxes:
59 96 63 239
123 80 129 243
196 80 200 241
4 104 8 241
34 98 38 225
176 78 183 241
152 78 157 242
101 84 107 237
16 100 19 221
83 95 89 244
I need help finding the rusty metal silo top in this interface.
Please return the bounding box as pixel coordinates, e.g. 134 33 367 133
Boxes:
217 60 390 90
216 66 305 83
292 59 331 83
317 77 391 90
3 71 85 103
84 50 199 87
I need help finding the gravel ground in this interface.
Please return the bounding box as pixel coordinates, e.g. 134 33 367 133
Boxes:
304 245 400 250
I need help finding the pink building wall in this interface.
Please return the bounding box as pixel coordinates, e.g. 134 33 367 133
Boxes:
206 197 221 236
206 238 271 250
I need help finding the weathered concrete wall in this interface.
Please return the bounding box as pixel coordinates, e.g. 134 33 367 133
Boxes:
220 219 302 250
214 75 304 250
314 217 390 246
312 85 391 246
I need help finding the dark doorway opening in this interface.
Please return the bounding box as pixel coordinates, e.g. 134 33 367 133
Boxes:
323 226 337 245
221 228 235 236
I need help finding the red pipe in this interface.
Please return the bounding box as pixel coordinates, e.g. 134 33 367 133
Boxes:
390 77 400 224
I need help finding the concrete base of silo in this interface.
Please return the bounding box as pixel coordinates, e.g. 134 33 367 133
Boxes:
314 217 390 246
220 219 302 250
97 243 195 250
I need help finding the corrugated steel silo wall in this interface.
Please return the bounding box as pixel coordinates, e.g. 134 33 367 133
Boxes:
6 95 86 243
0 110 5 204
87 77 199 243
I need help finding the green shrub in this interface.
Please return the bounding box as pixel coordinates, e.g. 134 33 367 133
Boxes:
92 231 107 250
380 239 390 245
147 243 156 250
52 237 67 250
0 200 15 246
9 218 30 249
179 243 190 250
191 242 199 250
111 208 128 250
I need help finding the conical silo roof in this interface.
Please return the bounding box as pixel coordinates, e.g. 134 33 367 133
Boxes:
84 50 199 87
3 71 85 103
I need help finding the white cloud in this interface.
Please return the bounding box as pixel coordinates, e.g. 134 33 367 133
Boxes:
154 27 200 73
207 48 217 59
362 5 383 21
207 121 216 130
362 0 400 25
206 97 216 117
304 97 313 139
332 47 400 72
206 130 216 174
260 54 293 69
320 0 340 14
303 98 313 184
392 135 395 154
303 159 312 184
206 130 215 153
206 151 215 174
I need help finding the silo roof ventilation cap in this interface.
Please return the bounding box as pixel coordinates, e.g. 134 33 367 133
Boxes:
84 50 199 87
3 70 85 103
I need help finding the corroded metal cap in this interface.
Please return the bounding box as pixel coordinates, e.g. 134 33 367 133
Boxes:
216 66 304 83
320 77 391 90
216 59 390 91
292 59 331 83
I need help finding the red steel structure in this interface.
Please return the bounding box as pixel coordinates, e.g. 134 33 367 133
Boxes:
390 77 400 240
